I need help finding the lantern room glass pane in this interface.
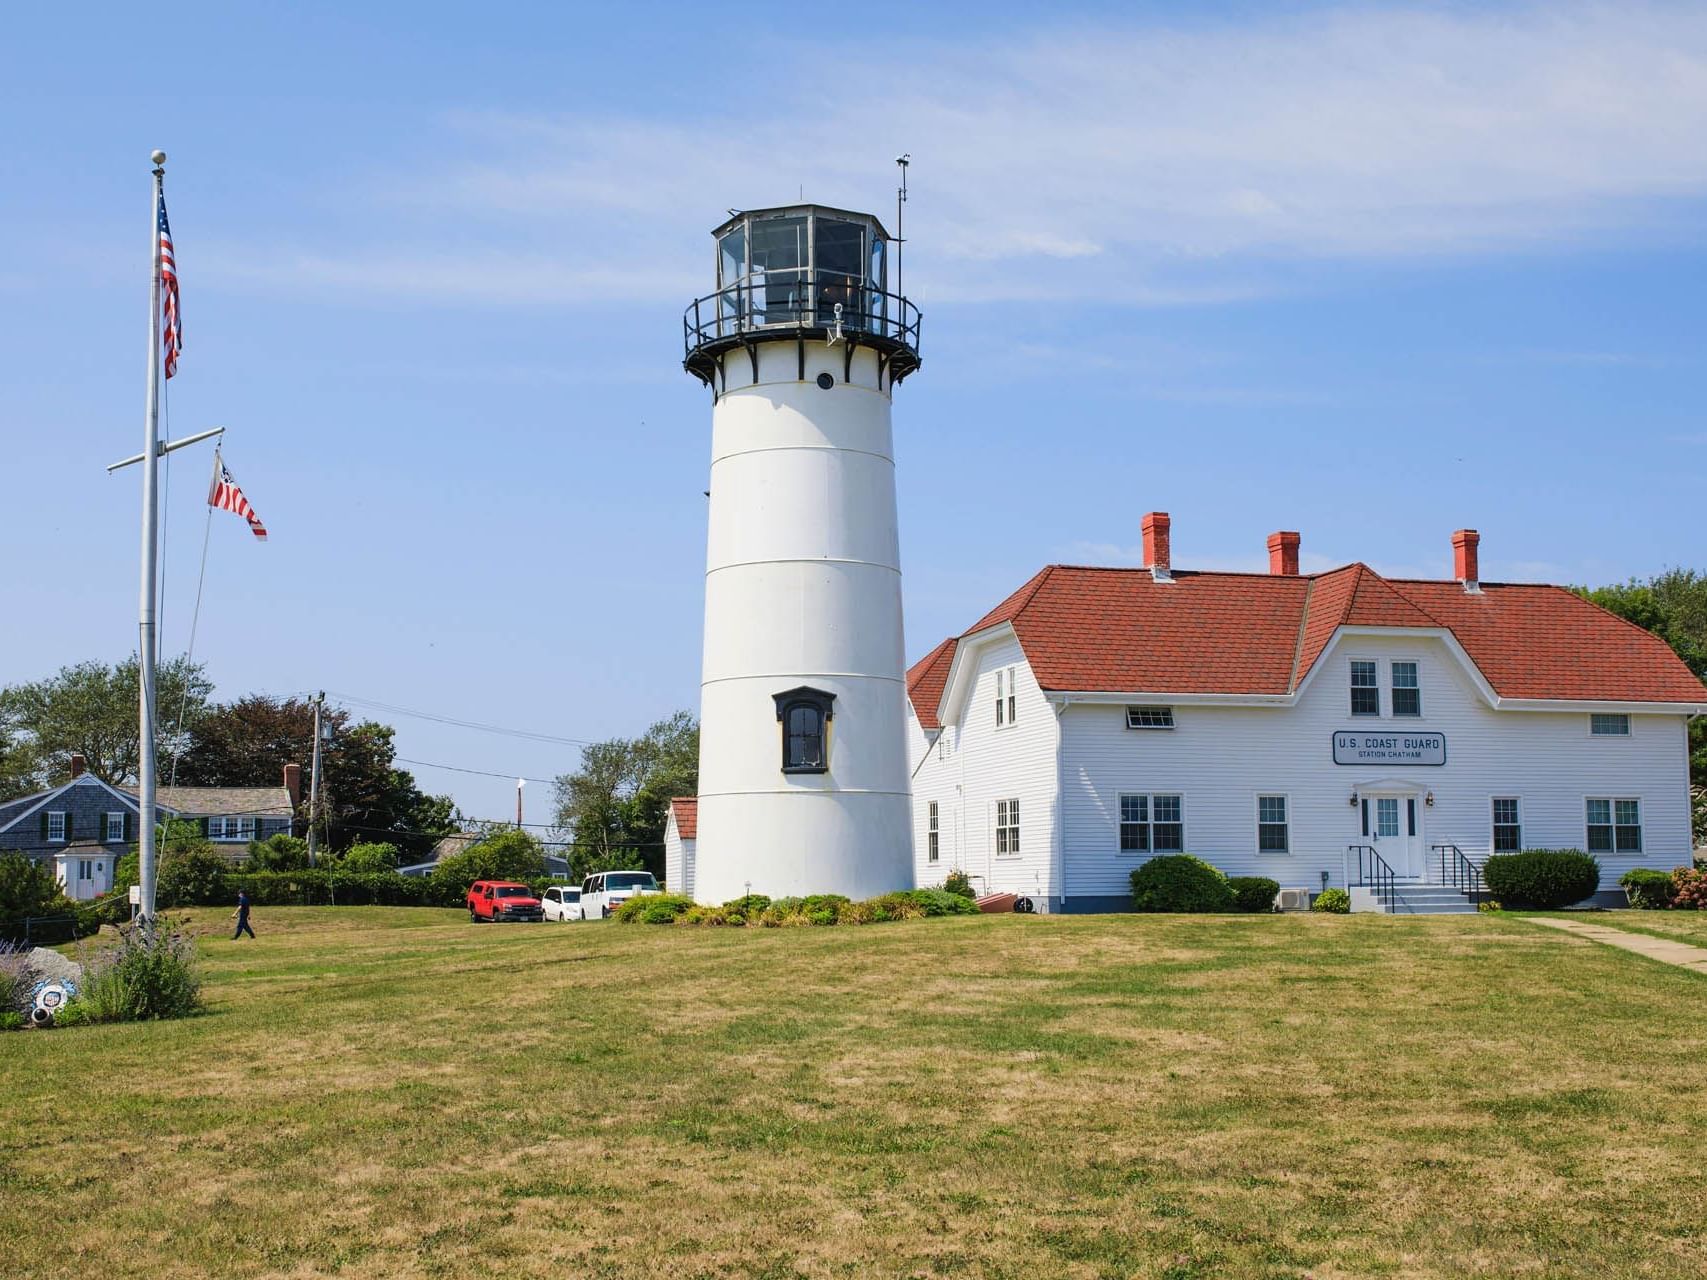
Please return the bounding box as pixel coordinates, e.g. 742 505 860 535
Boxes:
749 216 807 325
813 217 864 328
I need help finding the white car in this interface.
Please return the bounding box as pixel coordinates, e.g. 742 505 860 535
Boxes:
540 885 583 921
579 870 661 919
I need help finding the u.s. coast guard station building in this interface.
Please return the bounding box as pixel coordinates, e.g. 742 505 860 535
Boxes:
905 516 1706 912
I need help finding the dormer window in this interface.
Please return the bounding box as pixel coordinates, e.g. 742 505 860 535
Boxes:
774 687 835 774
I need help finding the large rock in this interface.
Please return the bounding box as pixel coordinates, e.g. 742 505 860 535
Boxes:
26 947 83 988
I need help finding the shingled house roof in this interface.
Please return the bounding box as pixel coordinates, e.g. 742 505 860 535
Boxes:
908 560 1707 725
120 784 294 817
669 796 698 840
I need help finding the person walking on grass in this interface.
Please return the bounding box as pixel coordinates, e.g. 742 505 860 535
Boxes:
231 888 256 940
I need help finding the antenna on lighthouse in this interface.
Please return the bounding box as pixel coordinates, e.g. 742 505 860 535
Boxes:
895 154 910 299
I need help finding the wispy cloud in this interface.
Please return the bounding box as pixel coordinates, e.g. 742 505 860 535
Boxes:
213 3 1707 307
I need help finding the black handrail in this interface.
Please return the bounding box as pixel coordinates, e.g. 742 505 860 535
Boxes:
1431 843 1485 902
1347 843 1397 911
683 277 922 361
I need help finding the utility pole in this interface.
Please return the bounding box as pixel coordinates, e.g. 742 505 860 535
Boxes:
516 777 526 828
307 692 325 866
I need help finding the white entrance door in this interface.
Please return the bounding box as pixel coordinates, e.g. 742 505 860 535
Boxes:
1368 793 1423 878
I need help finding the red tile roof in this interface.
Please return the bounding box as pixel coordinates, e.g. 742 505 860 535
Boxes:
910 563 1706 721
905 636 958 730
669 796 697 840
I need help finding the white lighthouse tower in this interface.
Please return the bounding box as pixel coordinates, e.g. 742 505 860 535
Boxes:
682 204 922 904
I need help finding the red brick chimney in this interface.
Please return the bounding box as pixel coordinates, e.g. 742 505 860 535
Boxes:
1267 531 1301 576
283 763 302 810
1452 529 1481 593
1142 512 1172 582
69 754 86 778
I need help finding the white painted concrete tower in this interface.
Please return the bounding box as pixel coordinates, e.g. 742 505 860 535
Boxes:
683 205 922 904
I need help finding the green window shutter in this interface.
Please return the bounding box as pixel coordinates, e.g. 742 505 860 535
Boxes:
40 812 48 841
124 812 135 842
200 817 211 837
65 811 73 841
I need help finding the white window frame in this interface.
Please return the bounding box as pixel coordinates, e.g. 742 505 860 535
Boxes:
1125 706 1175 730
46 811 66 843
1588 713 1631 738
927 801 940 863
1349 658 1380 717
1005 667 1017 726
1586 796 1642 854
208 816 258 843
1255 793 1290 854
994 798 1020 857
1491 796 1522 853
1118 792 1185 854
1390 660 1422 718
994 669 1004 727
105 811 126 843
78 859 92 880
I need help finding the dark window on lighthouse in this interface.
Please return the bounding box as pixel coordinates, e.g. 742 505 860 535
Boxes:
774 687 835 774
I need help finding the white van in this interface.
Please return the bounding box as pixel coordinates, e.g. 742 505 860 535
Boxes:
579 871 661 919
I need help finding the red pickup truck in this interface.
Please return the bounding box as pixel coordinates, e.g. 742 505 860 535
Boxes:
467 880 544 923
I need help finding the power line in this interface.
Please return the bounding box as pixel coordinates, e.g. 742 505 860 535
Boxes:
395 756 561 785
322 690 600 748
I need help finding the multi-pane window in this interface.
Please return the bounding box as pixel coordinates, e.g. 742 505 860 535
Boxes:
1006 669 1016 726
46 811 66 842
1586 798 1641 853
1492 797 1522 852
994 670 1005 727
77 860 93 880
1126 706 1175 730
1374 797 1400 839
1119 793 1184 853
995 799 1020 855
1590 713 1630 737
208 817 258 842
927 801 940 863
105 812 125 843
1350 661 1379 716
775 687 835 774
993 667 1016 726
1257 795 1289 852
1391 662 1421 717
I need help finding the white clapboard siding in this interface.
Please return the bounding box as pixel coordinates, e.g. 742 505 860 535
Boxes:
1059 630 1692 898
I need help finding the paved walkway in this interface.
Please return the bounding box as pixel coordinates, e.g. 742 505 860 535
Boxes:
1526 915 1707 975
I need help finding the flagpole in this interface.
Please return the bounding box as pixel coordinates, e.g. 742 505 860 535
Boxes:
137 149 166 927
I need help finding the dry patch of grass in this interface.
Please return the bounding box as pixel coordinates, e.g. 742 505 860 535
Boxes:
4 907 1705 1279
1567 910 1707 947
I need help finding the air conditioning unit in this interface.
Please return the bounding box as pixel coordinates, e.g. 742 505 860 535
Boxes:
1276 888 1311 912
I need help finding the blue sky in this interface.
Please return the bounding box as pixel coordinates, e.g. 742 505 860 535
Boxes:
5 2 1705 825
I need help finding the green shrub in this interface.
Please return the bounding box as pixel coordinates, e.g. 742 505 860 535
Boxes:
0 1010 24 1031
0 940 37 1014
723 894 771 915
1130 855 1235 913
1620 868 1676 910
247 834 310 872
904 888 980 917
942 869 975 899
156 848 231 908
73 920 202 1022
336 841 401 874
1227 876 1280 913
1483 849 1601 909
1477 899 1503 913
0 855 91 945
1312 888 1351 914
614 893 694 924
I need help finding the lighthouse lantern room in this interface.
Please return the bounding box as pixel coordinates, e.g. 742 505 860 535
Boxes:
683 204 922 904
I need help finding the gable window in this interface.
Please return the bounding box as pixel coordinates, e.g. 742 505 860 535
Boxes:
1006 668 1016 725
1126 706 1175 730
1257 795 1289 852
1119 793 1183 853
1350 660 1379 716
1492 797 1522 852
1391 662 1421 717
105 812 126 843
995 799 1020 856
995 668 1017 727
46 811 66 843
773 687 835 774
208 816 258 842
927 801 940 863
994 670 1004 726
1590 713 1630 737
1587 797 1641 853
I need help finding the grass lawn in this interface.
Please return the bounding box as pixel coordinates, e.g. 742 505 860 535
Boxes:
3 907 1705 1279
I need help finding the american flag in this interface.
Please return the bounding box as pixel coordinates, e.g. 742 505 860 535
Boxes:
158 193 181 378
208 452 267 541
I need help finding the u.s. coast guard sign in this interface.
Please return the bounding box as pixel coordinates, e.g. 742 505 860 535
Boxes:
1332 731 1446 766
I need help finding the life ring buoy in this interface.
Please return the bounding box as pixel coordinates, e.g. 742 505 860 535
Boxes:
30 980 74 1025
